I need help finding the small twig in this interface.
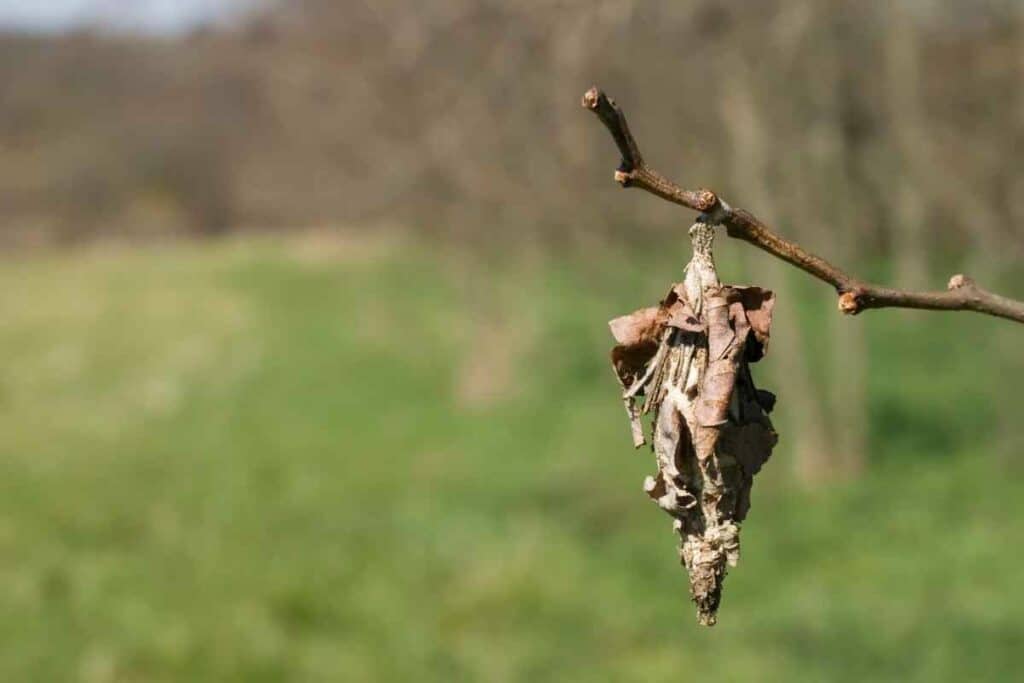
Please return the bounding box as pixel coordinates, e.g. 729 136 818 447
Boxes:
582 87 1024 324
641 333 673 414
624 397 645 448
624 328 673 400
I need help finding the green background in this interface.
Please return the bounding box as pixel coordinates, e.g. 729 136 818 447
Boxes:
2 237 1021 681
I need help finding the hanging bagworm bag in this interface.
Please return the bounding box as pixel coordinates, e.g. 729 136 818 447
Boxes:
610 222 778 626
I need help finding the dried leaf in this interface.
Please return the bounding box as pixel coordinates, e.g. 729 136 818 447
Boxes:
695 293 748 428
610 341 658 388
695 359 738 428
725 286 775 361
706 294 735 360
609 306 663 389
609 306 662 346
755 389 777 413
662 284 704 333
718 421 777 481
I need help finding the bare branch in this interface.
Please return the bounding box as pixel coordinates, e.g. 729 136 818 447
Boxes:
581 88 717 213
582 86 1024 325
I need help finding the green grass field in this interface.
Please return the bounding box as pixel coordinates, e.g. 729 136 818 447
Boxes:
2 235 1023 681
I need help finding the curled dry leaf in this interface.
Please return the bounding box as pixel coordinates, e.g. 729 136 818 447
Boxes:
609 306 661 390
609 306 662 348
726 286 775 361
610 222 778 626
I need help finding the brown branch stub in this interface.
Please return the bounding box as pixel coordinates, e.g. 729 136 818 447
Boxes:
838 291 862 315
582 87 643 172
582 86 1024 325
947 274 974 290
582 86 719 213
836 278 1024 322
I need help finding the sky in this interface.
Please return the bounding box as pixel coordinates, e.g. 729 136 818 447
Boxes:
0 0 255 34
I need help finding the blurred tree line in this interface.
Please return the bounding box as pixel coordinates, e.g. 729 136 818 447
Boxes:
1 0 1021 250
0 0 1021 479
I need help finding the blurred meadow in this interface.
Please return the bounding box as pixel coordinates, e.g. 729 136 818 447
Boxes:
2 1 1024 681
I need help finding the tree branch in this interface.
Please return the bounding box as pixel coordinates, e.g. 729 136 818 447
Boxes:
581 86 1024 324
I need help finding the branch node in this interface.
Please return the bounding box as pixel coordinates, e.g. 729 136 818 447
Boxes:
694 189 718 213
837 291 862 315
947 273 975 291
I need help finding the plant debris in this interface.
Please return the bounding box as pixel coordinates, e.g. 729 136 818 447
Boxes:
609 222 778 626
